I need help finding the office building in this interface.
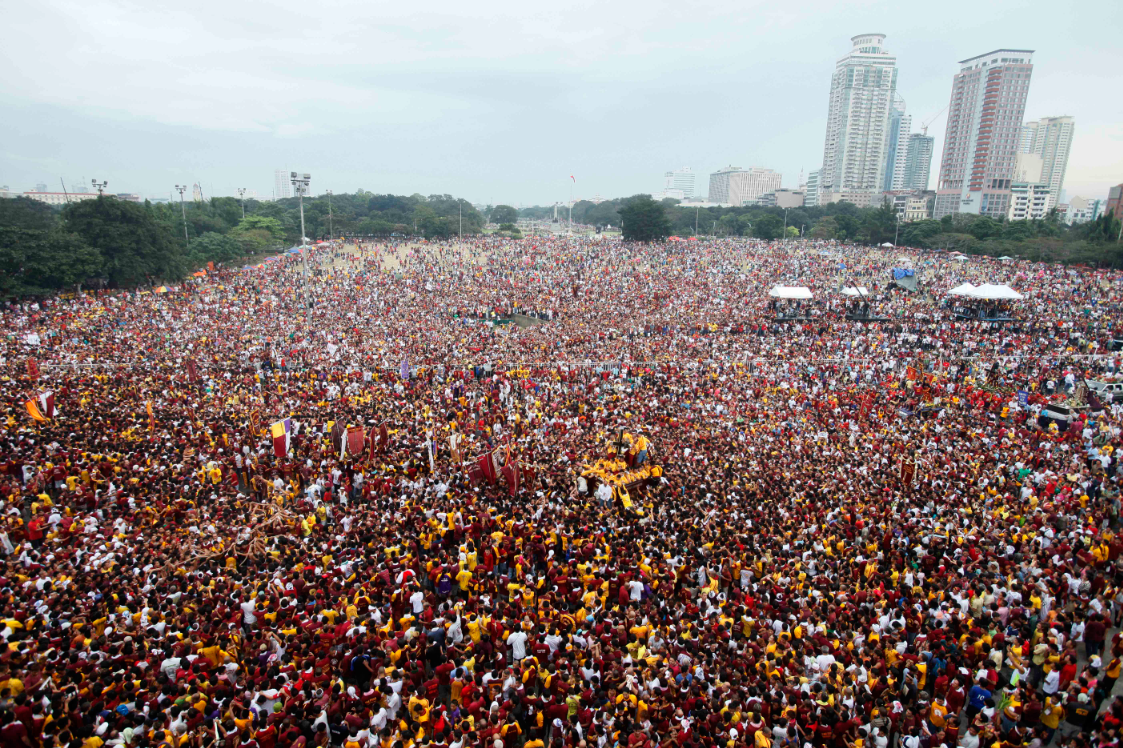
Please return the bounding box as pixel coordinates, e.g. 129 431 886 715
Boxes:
0 186 12 199
902 134 934 190
274 169 292 200
882 95 912 191
1008 183 1051 221
804 170 821 207
663 167 696 199
820 34 898 203
707 167 782 207
1108 184 1123 221
22 191 101 206
756 189 805 208
1019 116 1074 212
1066 196 1101 225
934 49 1034 220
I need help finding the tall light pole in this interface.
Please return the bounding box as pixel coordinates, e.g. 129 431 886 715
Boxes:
326 189 333 241
782 208 789 242
290 172 311 289
894 213 901 247
92 179 107 196
237 188 246 219
458 200 462 244
175 185 189 244
695 205 700 236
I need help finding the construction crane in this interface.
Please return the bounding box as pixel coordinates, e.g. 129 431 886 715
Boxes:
920 103 949 136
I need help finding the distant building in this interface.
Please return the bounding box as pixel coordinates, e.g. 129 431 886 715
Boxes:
757 189 805 208
0 186 12 199
274 169 292 199
707 166 782 207
1008 183 1051 221
804 169 821 207
35 183 48 193
880 190 932 221
934 49 1034 220
902 134 934 190
192 183 204 202
882 95 912 191
821 191 877 209
1108 184 1123 221
663 167 696 199
1020 116 1074 212
23 191 101 206
1067 196 1101 224
821 34 898 201
116 193 143 203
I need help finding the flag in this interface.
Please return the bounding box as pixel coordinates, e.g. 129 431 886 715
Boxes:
146 401 155 431
467 460 486 485
207 261 215 272
330 420 346 455
27 358 40 380
478 451 497 483
570 175 575 182
36 391 56 418
501 459 520 496
187 358 199 383
25 400 47 423
346 426 366 459
271 418 293 458
400 358 409 381
379 423 389 451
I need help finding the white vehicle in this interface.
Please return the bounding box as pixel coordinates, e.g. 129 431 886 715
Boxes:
1085 379 1123 403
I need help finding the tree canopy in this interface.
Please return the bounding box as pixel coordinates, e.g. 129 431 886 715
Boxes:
619 195 672 243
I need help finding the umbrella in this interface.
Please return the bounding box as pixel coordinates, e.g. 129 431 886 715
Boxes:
154 286 170 294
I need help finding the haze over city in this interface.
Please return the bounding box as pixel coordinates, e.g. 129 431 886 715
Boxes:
1 0 1120 206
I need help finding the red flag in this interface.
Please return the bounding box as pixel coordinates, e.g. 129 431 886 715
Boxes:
346 426 366 458
478 452 497 483
467 461 486 485
186 358 199 383
501 460 520 496
379 423 389 450
27 358 40 380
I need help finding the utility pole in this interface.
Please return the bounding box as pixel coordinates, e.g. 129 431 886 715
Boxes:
782 208 789 242
894 213 901 247
237 188 246 218
290 173 311 295
326 190 333 242
175 185 189 244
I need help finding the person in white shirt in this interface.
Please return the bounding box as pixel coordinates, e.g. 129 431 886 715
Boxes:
506 629 529 661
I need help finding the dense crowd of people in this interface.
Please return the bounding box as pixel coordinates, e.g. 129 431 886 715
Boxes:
2 236 1123 748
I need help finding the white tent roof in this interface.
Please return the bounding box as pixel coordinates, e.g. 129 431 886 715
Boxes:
880 242 894 247
769 285 813 299
953 255 969 262
948 283 977 296
997 255 1014 260
841 286 869 296
969 283 1024 300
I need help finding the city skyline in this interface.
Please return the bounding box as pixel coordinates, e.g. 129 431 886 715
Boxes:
1 0 1120 207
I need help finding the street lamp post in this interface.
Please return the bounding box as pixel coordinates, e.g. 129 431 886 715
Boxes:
174 185 189 244
290 172 311 293
326 190 333 242
237 188 246 219
92 179 107 196
894 213 901 247
782 208 789 242
695 205 700 236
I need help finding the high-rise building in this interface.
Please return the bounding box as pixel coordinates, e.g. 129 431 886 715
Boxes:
882 95 912 191
1007 152 1050 221
820 34 898 203
192 183 204 202
707 167 782 207
663 167 696 199
804 169 821 207
1019 116 1074 212
274 169 292 200
902 134 935 190
934 49 1034 220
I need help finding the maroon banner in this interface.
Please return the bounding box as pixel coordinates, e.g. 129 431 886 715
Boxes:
27 358 40 380
501 460 520 496
346 426 366 458
186 358 199 383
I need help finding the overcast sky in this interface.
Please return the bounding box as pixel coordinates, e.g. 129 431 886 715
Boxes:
2 0 1120 207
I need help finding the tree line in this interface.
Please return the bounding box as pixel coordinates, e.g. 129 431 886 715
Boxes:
521 195 1123 265
0 192 485 298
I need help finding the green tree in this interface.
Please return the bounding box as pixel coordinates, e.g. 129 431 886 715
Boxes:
229 215 286 254
0 226 102 297
62 197 186 287
810 216 838 240
619 196 672 242
491 205 518 224
753 214 783 241
188 232 244 266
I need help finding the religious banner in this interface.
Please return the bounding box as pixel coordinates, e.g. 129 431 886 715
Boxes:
501 458 520 496
187 358 200 383
900 456 916 487
346 426 366 459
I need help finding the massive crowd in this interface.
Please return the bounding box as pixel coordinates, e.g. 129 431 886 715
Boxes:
2 236 1123 748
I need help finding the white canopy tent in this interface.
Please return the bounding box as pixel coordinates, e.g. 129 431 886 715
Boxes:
969 283 1024 300
769 286 814 299
841 286 869 296
880 242 894 247
948 283 977 296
